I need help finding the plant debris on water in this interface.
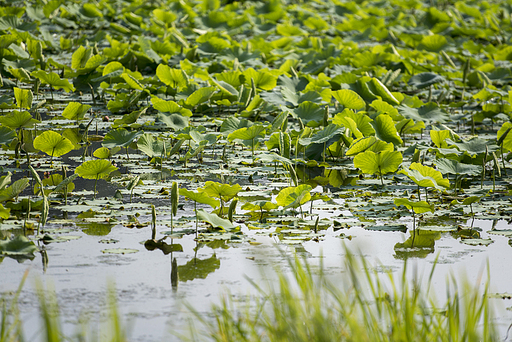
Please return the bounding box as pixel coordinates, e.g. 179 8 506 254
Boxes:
1 0 512 339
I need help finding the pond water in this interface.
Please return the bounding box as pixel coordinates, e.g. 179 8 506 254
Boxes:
2 191 512 341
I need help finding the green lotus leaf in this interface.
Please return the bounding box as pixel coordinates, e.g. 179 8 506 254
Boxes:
0 110 39 129
371 114 403 146
369 78 400 105
408 72 446 89
121 73 144 91
0 203 9 219
185 87 215 107
370 100 400 120
394 198 435 214
72 46 92 69
451 196 482 206
151 97 192 117
156 64 188 89
354 150 402 176
346 136 393 156
103 61 124 76
227 125 265 142
0 178 29 202
14 87 32 109
332 89 365 110
137 133 168 158
308 124 344 145
61 101 91 121
155 113 190 130
179 188 220 208
332 109 375 136
498 122 512 152
93 147 117 159
430 129 451 148
276 184 312 209
243 68 277 91
33 130 74 157
434 159 481 176
199 182 241 203
75 159 118 180
102 128 142 148
220 117 252 135
31 70 75 92
289 101 324 127
113 106 148 127
418 34 448 52
398 103 449 124
197 209 237 230
241 201 278 212
0 235 38 256
0 126 16 146
337 116 362 139
446 138 495 157
399 162 449 191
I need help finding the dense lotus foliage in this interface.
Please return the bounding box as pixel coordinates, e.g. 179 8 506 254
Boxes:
0 0 511 262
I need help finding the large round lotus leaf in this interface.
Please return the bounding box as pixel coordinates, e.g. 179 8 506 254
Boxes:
354 150 402 176
75 159 118 180
332 89 365 110
33 130 74 157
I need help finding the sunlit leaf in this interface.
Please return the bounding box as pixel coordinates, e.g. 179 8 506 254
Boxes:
33 130 74 157
354 150 402 176
61 102 91 121
275 184 312 209
75 160 118 180
394 198 434 214
332 89 365 110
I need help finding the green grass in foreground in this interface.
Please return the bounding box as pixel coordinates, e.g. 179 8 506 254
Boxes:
1 250 498 342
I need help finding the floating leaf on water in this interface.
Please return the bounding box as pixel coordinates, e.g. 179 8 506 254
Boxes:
365 225 407 233
102 248 139 254
460 238 493 246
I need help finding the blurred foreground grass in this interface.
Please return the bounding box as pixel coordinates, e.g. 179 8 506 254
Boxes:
1 250 499 342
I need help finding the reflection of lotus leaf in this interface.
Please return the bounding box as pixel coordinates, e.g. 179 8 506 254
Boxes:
78 222 114 236
178 255 220 282
144 240 183 255
0 235 38 262
394 231 440 259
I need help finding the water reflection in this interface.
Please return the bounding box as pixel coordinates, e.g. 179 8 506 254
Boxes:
394 230 441 259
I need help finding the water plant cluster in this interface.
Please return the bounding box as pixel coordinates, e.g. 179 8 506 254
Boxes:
1 0 512 338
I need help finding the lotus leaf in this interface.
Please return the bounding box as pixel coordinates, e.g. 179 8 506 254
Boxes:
276 184 312 209
33 130 74 157
102 128 142 148
13 87 32 109
332 89 365 110
197 210 237 230
0 110 39 129
61 101 91 121
354 150 402 176
399 162 449 191
394 198 435 214
75 160 118 180
371 114 403 146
